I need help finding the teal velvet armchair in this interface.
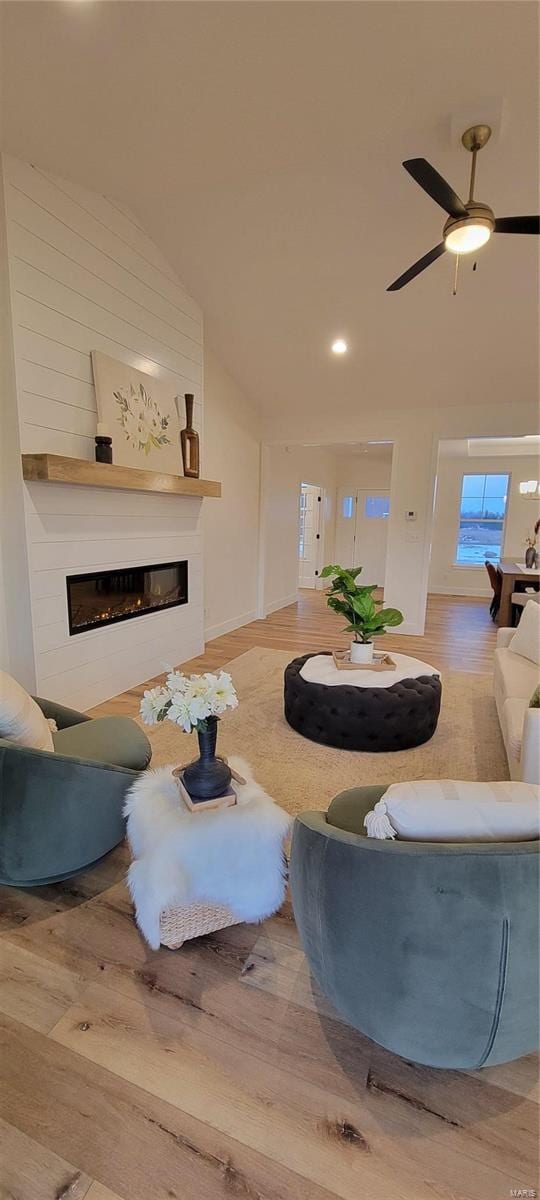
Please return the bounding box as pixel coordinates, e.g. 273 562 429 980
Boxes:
0 696 151 887
290 785 539 1070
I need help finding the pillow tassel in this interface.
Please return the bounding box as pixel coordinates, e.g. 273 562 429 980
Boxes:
364 800 396 840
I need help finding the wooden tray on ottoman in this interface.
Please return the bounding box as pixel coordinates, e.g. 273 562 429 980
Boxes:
332 649 396 672
160 901 239 950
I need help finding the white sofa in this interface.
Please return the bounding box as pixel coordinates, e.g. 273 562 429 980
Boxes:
494 627 540 783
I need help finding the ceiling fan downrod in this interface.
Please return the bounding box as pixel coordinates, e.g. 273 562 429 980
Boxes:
461 123 492 203
452 126 492 293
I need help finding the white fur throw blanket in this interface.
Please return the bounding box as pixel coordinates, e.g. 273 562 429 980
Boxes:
124 757 291 949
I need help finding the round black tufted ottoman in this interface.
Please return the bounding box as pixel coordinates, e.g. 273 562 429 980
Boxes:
284 652 442 751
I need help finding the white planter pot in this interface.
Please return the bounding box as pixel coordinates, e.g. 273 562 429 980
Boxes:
350 640 374 664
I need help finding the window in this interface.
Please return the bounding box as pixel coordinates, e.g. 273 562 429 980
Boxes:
455 473 509 566
364 494 390 518
342 495 354 519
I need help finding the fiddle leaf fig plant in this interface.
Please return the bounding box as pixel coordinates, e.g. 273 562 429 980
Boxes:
321 564 404 644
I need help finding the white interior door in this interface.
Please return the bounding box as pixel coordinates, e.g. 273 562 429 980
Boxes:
334 487 390 586
354 490 390 585
335 488 357 566
298 483 321 588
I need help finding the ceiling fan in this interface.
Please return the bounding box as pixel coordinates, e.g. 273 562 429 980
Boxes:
387 124 540 291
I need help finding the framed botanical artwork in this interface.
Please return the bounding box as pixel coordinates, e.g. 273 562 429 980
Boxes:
91 351 182 473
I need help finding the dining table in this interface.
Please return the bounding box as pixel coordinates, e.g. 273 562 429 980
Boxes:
496 558 540 627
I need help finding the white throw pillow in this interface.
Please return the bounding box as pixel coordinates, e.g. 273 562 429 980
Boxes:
0 670 54 752
364 780 540 842
509 600 540 666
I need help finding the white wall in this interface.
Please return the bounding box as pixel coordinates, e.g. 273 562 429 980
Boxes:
335 454 392 492
259 450 393 616
1 154 206 707
202 348 262 639
261 402 538 635
0 158 35 684
429 453 540 596
260 444 337 614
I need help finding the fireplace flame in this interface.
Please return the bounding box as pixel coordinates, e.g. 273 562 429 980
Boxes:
67 562 188 636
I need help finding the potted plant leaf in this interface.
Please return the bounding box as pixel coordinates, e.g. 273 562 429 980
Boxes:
321 564 404 663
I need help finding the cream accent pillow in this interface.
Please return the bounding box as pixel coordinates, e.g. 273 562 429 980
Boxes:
364 780 540 842
509 600 540 666
0 670 54 752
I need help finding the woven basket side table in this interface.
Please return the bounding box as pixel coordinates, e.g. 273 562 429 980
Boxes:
160 900 239 949
156 765 242 949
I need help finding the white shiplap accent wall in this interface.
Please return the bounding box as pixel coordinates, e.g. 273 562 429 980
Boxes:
3 154 205 709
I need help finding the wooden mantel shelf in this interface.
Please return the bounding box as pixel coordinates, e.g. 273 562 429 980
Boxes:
21 454 221 498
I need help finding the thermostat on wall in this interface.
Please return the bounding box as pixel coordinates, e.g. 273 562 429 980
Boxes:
405 510 417 521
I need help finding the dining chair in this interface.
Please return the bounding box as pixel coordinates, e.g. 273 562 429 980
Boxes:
485 561 502 621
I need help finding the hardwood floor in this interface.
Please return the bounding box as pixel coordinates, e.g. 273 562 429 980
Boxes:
2 591 537 1200
89 589 498 721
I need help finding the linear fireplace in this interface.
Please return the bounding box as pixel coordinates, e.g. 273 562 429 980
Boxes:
67 560 188 635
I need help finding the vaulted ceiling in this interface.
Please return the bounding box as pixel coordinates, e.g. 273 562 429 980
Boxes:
1 1 538 424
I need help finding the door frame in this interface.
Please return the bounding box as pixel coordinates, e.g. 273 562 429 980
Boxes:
257 435 436 637
298 481 325 589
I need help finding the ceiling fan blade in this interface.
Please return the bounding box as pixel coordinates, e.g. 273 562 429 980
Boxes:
403 159 468 219
387 243 446 291
494 216 540 234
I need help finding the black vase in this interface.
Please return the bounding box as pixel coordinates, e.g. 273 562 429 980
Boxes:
95 435 113 464
525 546 536 568
183 717 232 801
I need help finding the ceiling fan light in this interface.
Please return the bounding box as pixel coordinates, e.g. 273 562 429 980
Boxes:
445 221 491 254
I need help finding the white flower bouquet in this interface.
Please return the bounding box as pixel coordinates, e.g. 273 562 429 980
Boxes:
140 669 239 802
140 669 238 734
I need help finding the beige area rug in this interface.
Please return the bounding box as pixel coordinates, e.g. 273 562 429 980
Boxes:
139 648 509 817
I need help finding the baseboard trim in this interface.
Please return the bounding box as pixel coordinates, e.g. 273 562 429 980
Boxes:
204 609 258 641
396 621 425 637
264 593 299 617
428 586 490 598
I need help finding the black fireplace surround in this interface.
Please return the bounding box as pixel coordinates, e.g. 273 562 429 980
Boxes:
67 560 188 635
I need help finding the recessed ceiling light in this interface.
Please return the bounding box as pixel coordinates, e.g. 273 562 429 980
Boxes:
331 339 348 354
